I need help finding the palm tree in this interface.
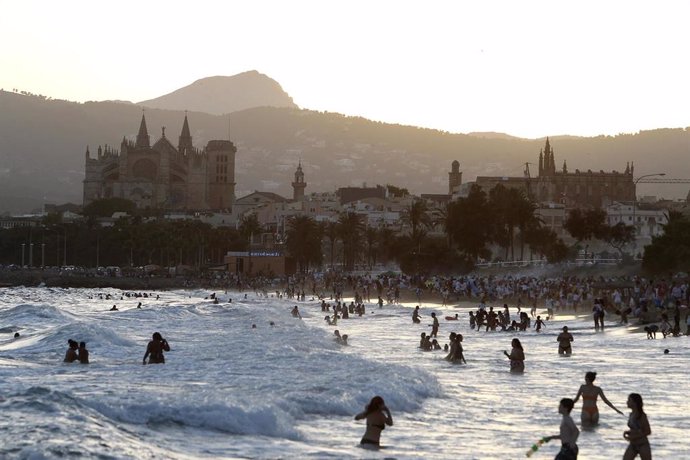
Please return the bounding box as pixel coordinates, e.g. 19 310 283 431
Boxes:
285 215 323 273
402 199 432 248
337 212 365 271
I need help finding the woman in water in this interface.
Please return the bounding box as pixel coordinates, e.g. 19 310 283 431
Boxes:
143 332 170 364
503 338 525 373
572 371 623 426
354 396 393 447
623 393 651 460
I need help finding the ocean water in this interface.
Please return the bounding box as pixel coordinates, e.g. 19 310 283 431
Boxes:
0 286 687 459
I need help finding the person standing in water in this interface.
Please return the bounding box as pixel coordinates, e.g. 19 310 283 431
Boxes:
572 372 623 426
544 398 579 460
623 393 652 460
64 339 79 363
143 332 170 364
354 395 393 447
503 338 525 373
557 326 574 355
430 312 439 338
412 305 421 324
78 341 89 364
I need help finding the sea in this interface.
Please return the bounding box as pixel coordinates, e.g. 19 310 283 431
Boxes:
0 286 687 459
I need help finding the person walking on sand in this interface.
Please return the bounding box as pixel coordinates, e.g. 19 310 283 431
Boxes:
557 326 574 355
503 338 525 373
573 372 623 427
623 393 652 460
143 332 170 364
354 395 393 447
544 398 579 459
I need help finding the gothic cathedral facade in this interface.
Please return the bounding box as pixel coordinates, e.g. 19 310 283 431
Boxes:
83 114 236 211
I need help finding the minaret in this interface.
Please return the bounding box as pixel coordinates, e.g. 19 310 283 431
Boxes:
448 160 463 194
178 112 193 154
292 160 307 201
135 112 150 149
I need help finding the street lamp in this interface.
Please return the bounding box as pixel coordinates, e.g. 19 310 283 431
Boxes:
632 173 665 257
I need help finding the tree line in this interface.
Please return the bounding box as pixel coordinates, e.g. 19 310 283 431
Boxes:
1 189 685 275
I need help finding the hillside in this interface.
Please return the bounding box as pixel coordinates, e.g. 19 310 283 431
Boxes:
137 71 297 114
0 90 689 214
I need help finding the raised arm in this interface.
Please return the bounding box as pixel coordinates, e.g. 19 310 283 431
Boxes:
383 407 394 426
354 411 366 421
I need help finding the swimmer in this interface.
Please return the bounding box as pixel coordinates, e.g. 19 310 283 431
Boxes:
143 332 170 365
64 339 79 363
291 306 302 319
412 305 421 324
445 313 459 321
623 393 652 460
354 396 393 447
503 338 525 373
110 305 118 311
544 398 579 460
430 312 439 338
137 302 142 309
14 332 20 339
78 341 89 364
557 326 574 355
534 315 546 332
573 371 623 426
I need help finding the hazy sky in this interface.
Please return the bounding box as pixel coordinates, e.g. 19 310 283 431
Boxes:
2 1 689 139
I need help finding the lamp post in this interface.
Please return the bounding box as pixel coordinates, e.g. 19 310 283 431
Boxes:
632 173 665 257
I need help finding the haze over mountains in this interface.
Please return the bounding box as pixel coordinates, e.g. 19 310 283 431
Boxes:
1 70 689 214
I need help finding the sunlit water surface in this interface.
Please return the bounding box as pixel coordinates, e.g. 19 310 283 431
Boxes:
0 286 687 459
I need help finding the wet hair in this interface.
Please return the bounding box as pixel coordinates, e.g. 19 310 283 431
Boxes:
628 393 645 414
585 371 597 383
560 398 574 413
79 341 86 348
152 332 162 340
512 338 523 350
364 396 385 415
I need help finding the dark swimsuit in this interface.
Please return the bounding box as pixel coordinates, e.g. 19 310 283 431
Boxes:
360 424 385 445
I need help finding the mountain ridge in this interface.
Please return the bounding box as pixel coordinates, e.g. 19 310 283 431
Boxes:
137 70 297 115
0 83 689 214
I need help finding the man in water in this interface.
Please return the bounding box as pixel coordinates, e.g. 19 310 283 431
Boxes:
143 332 170 364
557 326 574 355
291 306 302 319
78 342 89 364
430 312 439 338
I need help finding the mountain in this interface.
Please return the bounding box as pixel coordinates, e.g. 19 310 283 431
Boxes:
0 88 689 214
137 71 297 114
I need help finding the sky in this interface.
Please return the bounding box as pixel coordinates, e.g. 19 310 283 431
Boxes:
2 0 689 139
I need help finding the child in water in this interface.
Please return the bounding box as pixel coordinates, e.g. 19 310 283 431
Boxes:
544 398 579 460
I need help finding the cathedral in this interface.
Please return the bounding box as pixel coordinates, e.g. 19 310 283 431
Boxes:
83 114 236 210
534 138 635 208
473 138 635 208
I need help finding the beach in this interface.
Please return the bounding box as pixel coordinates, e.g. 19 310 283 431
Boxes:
0 286 687 459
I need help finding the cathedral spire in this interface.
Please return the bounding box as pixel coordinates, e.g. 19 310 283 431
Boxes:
135 112 150 149
178 112 193 153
